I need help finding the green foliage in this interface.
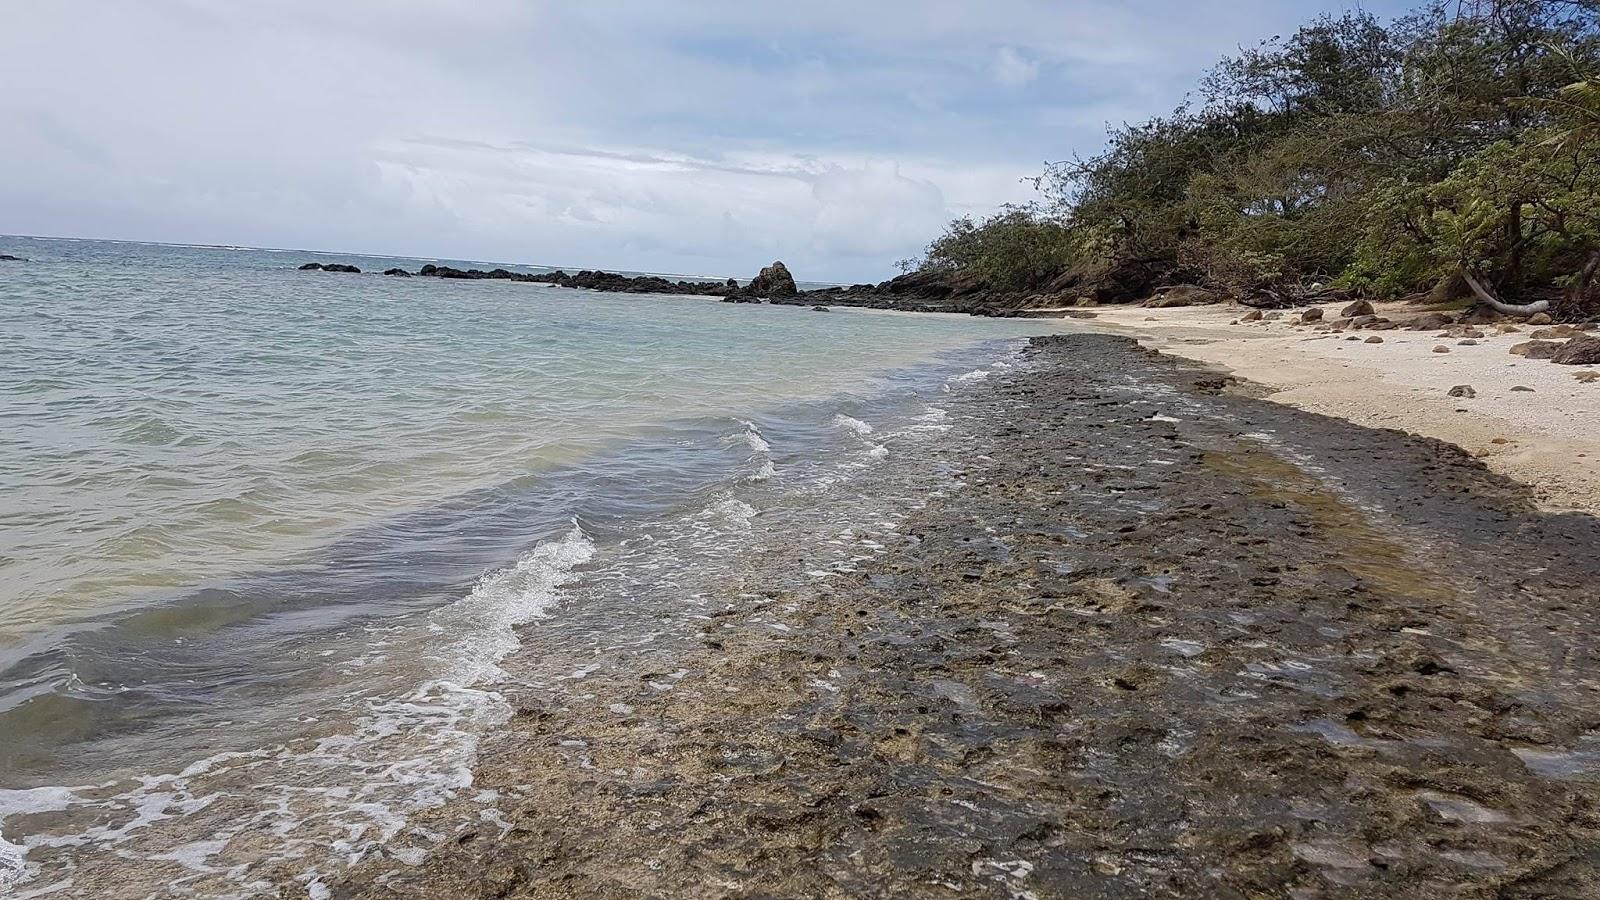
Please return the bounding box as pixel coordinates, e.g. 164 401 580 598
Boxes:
916 1 1600 314
918 206 1077 291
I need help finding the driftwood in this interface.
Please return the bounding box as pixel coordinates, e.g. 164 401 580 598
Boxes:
1462 269 1551 316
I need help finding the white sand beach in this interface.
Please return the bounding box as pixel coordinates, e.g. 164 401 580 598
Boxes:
1075 301 1600 514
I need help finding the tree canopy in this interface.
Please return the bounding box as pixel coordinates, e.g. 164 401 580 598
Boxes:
908 0 1600 317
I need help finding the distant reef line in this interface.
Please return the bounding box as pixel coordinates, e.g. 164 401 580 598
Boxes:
295 259 1094 319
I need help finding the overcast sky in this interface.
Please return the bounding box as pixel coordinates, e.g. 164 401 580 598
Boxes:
2 1 1406 282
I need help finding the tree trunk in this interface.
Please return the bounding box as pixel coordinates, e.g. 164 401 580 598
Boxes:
1462 269 1550 315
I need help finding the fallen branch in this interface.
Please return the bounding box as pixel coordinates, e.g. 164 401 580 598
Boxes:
1462 269 1551 316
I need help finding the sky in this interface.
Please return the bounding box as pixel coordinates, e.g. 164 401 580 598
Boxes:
1 1 1409 283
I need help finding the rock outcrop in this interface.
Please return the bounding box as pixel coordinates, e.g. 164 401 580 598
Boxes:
299 262 361 273
746 261 798 298
0 254 25 261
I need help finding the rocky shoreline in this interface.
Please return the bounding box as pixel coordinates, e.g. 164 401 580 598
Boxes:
335 334 1600 898
296 258 1090 317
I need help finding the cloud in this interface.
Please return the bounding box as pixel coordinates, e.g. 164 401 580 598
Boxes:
0 0 1416 282
992 47 1041 87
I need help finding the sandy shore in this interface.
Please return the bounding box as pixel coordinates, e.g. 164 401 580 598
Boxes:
1069 301 1600 515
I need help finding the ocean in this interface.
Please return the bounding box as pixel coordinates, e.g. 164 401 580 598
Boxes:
0 236 1059 896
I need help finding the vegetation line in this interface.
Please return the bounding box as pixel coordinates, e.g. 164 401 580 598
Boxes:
904 0 1600 321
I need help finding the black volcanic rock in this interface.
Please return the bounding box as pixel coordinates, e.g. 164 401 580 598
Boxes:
383 268 412 276
299 262 361 273
747 261 798 297
0 254 25 261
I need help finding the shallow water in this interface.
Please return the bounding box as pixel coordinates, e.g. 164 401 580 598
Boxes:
0 236 1057 894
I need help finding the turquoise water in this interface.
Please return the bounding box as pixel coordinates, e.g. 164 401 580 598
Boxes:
0 236 1059 894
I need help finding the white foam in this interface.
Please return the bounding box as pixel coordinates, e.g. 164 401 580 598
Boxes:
949 370 990 384
730 421 771 454
867 444 890 461
0 525 596 897
832 414 874 436
435 522 594 686
700 497 757 527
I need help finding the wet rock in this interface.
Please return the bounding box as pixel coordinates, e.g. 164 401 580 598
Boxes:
1552 335 1600 365
1342 299 1375 318
299 262 361 273
1448 385 1476 398
0 254 25 261
383 268 412 277
810 306 830 312
1511 340 1562 359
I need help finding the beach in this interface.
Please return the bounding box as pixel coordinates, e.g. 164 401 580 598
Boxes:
1075 301 1600 516
333 333 1600 898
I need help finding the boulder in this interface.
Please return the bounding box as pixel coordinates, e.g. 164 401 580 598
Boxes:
1528 312 1554 325
300 262 360 273
810 305 830 312
1459 307 1504 325
1408 312 1455 330
1240 310 1264 322
299 262 324 270
1432 345 1451 353
1300 308 1325 323
1341 299 1375 318
1447 385 1476 398
0 254 25 261
1365 336 1384 344
1552 335 1600 365
1576 371 1600 383
1530 325 1579 340
1511 340 1562 359
747 261 798 297
1347 315 1378 328
382 268 412 277
1143 285 1218 308
1458 339 1478 346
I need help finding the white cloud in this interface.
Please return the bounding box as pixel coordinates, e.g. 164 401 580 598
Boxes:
992 47 1041 87
0 0 1413 281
